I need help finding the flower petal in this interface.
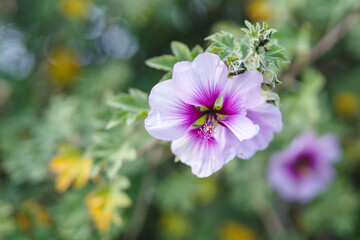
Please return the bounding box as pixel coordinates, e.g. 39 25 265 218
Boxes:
220 114 259 142
145 80 203 141
220 70 265 115
234 103 282 158
172 53 228 107
316 134 341 163
268 152 335 203
171 125 236 178
267 130 339 203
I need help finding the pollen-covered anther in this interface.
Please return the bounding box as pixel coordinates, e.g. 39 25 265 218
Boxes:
198 123 215 139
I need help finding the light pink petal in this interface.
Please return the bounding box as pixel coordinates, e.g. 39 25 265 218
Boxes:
172 53 228 107
269 161 334 203
316 134 341 163
246 103 283 131
171 125 236 178
221 70 265 115
234 127 274 159
267 130 339 203
290 130 317 150
221 114 259 142
145 80 202 141
234 103 282 158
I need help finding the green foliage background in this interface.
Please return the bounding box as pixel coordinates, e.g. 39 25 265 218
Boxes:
0 0 360 239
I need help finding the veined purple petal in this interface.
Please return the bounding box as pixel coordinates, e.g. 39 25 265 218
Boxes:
171 125 236 178
145 53 284 178
220 70 265 115
234 103 283 159
145 80 203 141
172 53 228 107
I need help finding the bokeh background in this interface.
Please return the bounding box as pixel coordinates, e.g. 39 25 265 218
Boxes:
0 0 360 239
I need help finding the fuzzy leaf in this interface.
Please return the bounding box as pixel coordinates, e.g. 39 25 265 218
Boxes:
171 41 192 61
191 45 204 59
264 45 290 64
107 89 149 127
205 31 241 60
145 55 178 71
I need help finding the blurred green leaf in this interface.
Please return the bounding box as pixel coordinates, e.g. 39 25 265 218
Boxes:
160 71 172 82
156 171 200 212
170 41 192 61
53 190 95 240
145 55 178 71
88 132 137 179
301 179 358 237
191 45 204 59
0 202 16 238
107 89 149 128
106 143 137 179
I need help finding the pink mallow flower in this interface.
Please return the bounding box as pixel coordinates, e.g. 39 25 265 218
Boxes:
268 131 341 203
145 53 282 177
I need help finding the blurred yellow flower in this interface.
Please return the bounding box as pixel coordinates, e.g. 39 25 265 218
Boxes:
246 0 271 23
343 138 360 165
85 185 131 232
196 178 218 205
219 221 257 240
15 213 31 232
48 47 81 87
159 212 190 237
58 0 91 21
15 200 51 232
49 144 92 193
333 91 358 118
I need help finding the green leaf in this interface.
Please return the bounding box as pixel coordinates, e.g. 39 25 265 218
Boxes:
261 89 280 107
206 45 225 57
88 132 137 179
263 69 281 89
191 45 204 59
171 41 192 61
264 45 290 64
0 202 16 237
108 89 148 112
107 142 137 179
159 71 172 82
106 111 127 129
107 89 149 127
145 54 178 71
205 31 241 60
241 20 289 74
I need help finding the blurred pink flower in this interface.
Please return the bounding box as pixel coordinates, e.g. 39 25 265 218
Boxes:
268 131 341 202
145 53 282 177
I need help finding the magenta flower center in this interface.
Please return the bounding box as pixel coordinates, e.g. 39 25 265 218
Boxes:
198 122 215 139
288 153 316 179
195 105 225 139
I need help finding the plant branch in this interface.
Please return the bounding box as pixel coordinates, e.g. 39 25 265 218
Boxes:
123 142 166 240
251 198 286 237
279 3 360 86
136 140 160 157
